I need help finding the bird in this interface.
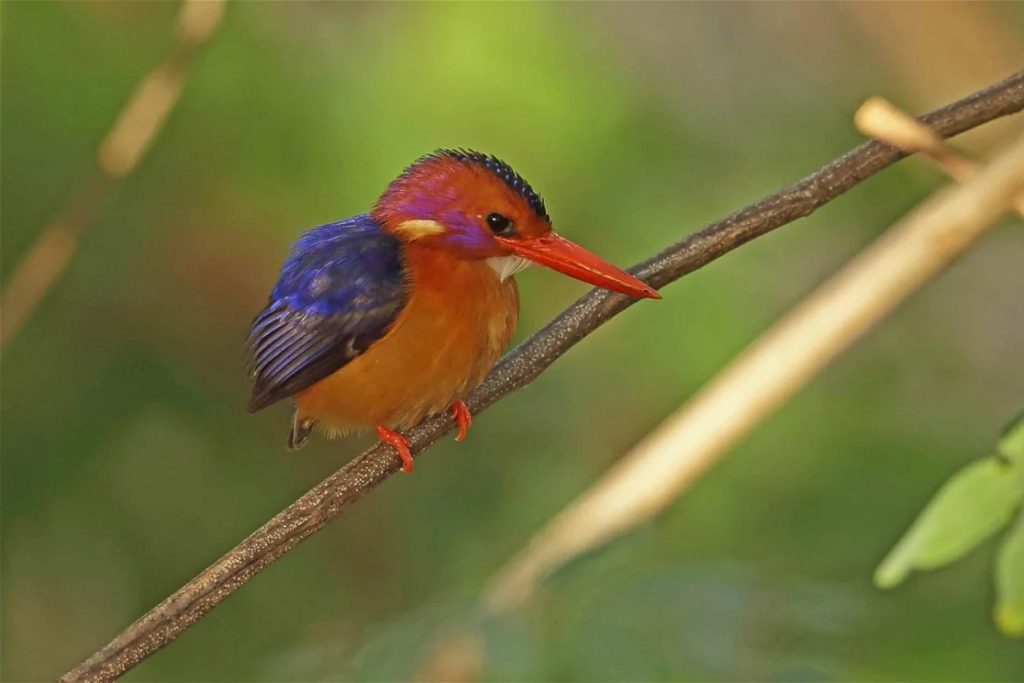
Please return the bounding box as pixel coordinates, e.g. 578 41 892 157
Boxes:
246 149 659 472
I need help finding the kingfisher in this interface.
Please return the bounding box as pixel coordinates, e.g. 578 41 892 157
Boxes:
247 149 659 472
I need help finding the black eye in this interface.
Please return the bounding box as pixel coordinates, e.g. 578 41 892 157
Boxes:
486 212 514 235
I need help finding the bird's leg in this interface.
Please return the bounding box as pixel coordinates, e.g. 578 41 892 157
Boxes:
376 425 414 473
451 400 472 442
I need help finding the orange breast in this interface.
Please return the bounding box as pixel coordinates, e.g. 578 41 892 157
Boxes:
295 245 519 432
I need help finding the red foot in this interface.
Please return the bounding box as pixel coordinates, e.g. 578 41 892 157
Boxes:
451 401 472 442
376 425 414 473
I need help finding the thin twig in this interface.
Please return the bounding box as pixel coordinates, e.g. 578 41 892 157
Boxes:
481 123 1024 618
0 0 225 349
60 71 1024 683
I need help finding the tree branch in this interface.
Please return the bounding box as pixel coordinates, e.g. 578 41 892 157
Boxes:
482 117 1024 618
60 70 1024 683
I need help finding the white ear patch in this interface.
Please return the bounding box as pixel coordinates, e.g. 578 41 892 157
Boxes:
486 255 532 281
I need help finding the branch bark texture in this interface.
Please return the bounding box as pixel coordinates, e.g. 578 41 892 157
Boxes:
61 70 1024 683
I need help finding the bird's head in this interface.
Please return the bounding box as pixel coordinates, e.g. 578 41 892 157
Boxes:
371 149 659 299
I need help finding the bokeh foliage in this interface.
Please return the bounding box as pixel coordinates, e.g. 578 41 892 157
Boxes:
876 416 1024 638
3 2 1024 681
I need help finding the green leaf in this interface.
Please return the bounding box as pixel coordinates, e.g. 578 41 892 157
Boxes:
994 512 1024 638
998 414 1024 469
875 457 1022 589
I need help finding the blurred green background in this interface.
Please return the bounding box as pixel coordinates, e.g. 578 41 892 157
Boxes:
3 2 1023 681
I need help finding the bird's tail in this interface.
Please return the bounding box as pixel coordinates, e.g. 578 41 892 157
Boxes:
289 409 316 449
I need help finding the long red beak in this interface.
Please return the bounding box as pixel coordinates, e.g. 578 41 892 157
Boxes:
494 233 660 299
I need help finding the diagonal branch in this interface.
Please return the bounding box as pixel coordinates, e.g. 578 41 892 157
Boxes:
60 70 1024 683
483 120 1024 619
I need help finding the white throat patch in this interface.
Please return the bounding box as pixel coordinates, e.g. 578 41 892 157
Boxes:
486 255 532 281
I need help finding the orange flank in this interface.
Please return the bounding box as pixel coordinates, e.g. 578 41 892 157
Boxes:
295 244 518 437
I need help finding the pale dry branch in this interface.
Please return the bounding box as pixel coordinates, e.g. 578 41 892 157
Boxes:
856 96 977 178
856 96 1024 216
59 72 1024 682
0 0 225 349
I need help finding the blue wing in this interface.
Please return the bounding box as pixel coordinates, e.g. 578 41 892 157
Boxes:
247 214 407 412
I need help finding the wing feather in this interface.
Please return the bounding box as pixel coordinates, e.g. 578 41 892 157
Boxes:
246 215 406 412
